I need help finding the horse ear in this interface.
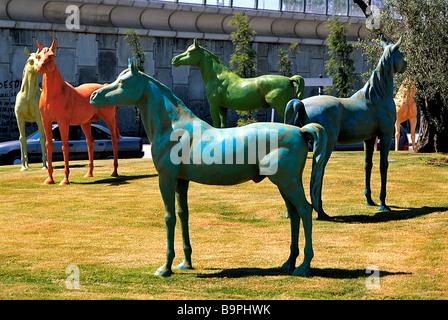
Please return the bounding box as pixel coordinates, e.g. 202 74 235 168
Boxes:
130 57 139 75
194 38 199 49
393 36 403 50
24 47 30 58
36 41 43 51
50 39 57 54
380 34 388 50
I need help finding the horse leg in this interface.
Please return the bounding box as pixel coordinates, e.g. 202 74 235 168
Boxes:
155 176 177 277
378 134 392 211
409 117 417 152
278 190 299 272
81 123 94 178
364 137 377 206
294 199 314 277
395 120 401 151
315 142 335 220
58 122 71 185
17 117 28 171
175 179 193 271
218 107 228 128
276 184 313 276
209 104 221 128
35 116 47 169
103 117 119 177
43 121 54 185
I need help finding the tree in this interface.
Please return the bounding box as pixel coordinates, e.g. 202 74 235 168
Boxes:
228 13 258 126
355 0 448 153
124 29 145 72
276 43 299 77
124 29 145 136
324 16 358 97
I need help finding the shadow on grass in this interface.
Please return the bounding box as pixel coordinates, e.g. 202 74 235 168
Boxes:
197 267 410 279
72 174 158 186
326 206 448 224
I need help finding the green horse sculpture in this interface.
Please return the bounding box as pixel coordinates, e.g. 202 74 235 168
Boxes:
14 47 47 171
90 58 327 277
172 39 305 128
284 37 407 220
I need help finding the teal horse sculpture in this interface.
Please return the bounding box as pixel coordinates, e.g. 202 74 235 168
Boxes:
90 58 327 277
172 39 305 128
285 37 407 220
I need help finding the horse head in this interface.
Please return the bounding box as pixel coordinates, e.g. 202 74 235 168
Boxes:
380 36 407 74
36 39 57 75
171 38 202 67
23 47 40 75
91 57 144 108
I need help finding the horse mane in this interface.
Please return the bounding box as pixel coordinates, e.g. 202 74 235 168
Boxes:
141 72 197 118
362 45 394 105
199 46 230 71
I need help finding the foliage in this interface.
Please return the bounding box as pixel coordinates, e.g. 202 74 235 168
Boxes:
324 16 358 98
355 0 448 152
276 43 299 77
228 13 258 126
124 30 145 72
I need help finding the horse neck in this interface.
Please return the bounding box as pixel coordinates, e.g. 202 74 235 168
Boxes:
198 51 230 84
364 55 394 107
20 68 40 101
41 66 67 98
140 77 197 143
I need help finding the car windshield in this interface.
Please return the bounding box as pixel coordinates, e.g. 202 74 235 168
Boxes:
27 130 40 139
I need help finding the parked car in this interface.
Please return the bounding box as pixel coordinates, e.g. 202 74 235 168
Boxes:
307 124 409 151
0 124 144 165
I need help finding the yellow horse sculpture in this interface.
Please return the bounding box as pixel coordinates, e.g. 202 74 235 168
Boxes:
14 47 47 171
375 82 417 151
394 83 417 151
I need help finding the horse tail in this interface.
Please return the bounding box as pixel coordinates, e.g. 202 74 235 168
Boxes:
300 123 327 213
284 98 305 127
290 75 305 100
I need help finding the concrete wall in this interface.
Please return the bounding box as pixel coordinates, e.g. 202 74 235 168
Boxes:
0 0 370 142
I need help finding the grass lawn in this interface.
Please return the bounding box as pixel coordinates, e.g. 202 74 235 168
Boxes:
0 151 447 300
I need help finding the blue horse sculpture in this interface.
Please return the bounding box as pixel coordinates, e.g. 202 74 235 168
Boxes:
90 58 328 277
285 37 407 220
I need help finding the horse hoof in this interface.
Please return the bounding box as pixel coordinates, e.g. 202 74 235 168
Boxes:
281 261 295 272
44 178 55 185
155 267 173 277
59 179 70 185
177 261 193 271
42 166 48 170
20 166 28 172
84 173 93 178
293 264 311 277
379 204 391 212
110 172 118 177
316 212 330 221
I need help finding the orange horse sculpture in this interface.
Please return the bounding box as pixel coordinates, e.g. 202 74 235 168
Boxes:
375 83 417 151
36 40 119 185
394 83 417 151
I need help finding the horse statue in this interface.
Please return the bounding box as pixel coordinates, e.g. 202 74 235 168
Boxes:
284 37 407 220
14 47 47 171
36 40 120 185
393 82 417 151
90 58 328 277
374 81 418 152
171 39 305 128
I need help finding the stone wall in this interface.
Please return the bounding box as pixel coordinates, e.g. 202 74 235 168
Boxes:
0 28 368 142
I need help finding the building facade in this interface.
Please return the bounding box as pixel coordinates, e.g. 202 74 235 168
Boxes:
0 0 372 141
